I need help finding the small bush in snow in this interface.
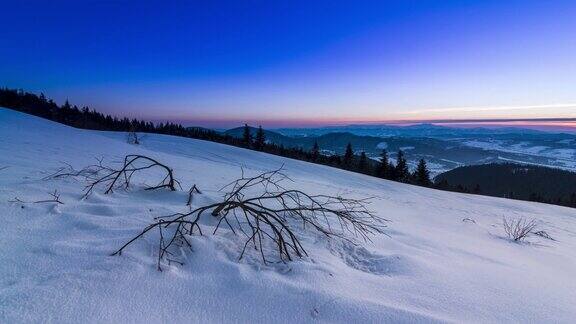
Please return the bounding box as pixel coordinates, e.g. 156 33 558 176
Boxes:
502 217 538 242
126 127 140 145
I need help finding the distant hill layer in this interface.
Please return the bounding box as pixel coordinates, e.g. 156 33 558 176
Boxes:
225 127 483 158
225 125 576 176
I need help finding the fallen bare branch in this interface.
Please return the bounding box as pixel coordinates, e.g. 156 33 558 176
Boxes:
43 160 100 181
46 155 180 198
8 189 64 205
112 167 386 270
533 230 554 241
8 197 26 204
186 184 202 207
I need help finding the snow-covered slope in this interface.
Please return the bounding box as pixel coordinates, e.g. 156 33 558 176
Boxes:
1 108 575 323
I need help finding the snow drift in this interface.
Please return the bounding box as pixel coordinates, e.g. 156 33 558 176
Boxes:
1 108 575 323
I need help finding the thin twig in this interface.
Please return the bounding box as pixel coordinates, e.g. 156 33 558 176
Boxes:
186 184 202 207
8 189 64 204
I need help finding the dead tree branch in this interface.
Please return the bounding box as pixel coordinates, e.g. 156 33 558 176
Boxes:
43 160 100 180
34 189 64 204
112 167 386 270
186 184 202 207
46 155 180 198
9 189 64 205
533 230 554 241
84 155 180 196
8 197 26 204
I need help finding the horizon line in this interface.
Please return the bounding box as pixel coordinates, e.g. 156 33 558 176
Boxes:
158 117 576 129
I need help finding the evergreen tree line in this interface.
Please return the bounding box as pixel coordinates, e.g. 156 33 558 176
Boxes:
239 124 433 186
1 88 432 188
434 163 576 208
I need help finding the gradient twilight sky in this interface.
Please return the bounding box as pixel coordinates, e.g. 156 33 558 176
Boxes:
2 0 576 127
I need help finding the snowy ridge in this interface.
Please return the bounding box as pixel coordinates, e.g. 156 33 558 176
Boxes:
1 108 575 323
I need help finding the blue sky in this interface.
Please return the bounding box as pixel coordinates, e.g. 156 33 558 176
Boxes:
2 0 576 127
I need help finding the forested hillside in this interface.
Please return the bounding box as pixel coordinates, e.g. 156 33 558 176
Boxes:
436 163 576 207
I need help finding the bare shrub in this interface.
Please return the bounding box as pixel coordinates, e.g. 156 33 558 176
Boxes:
47 155 180 198
112 167 386 270
502 217 538 242
126 127 140 145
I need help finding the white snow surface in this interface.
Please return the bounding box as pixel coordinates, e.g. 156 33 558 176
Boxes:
463 140 576 170
1 108 576 323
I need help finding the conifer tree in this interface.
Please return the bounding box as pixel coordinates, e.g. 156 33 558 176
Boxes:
395 149 409 182
311 141 320 161
415 158 431 186
343 142 354 169
358 151 368 173
473 183 481 194
254 125 265 151
242 124 252 148
436 178 449 190
377 149 389 178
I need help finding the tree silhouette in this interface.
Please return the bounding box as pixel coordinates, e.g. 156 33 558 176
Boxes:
254 125 265 151
395 150 409 182
415 159 431 186
473 184 481 194
343 142 354 169
242 124 252 148
358 151 368 173
377 149 389 179
311 141 320 162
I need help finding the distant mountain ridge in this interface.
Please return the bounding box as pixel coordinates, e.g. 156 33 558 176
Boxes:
273 123 564 138
224 125 576 175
